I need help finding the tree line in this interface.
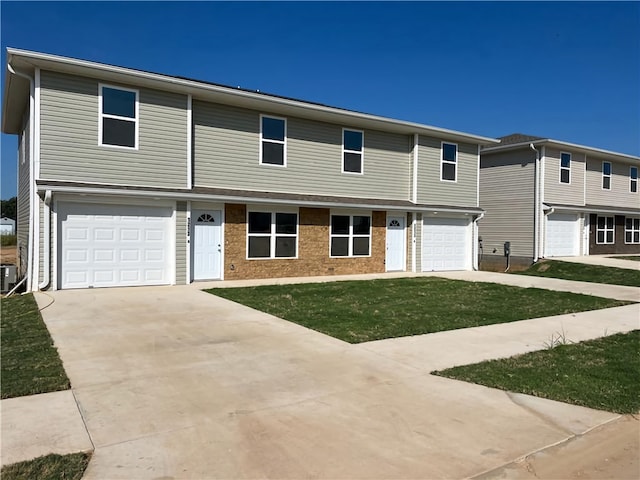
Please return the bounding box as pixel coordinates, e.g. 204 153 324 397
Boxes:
1 197 17 220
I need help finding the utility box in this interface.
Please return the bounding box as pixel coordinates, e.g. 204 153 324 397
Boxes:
1 264 17 293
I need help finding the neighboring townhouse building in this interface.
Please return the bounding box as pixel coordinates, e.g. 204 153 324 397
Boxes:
2 48 498 291
479 134 640 268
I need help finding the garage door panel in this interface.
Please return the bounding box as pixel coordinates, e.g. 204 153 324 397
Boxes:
546 214 579 257
59 202 173 289
422 217 471 272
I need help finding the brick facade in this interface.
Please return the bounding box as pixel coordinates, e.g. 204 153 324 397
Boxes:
589 214 640 255
223 204 387 280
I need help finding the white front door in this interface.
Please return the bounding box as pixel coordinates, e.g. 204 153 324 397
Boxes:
545 213 579 257
386 216 406 271
422 217 471 271
192 210 221 280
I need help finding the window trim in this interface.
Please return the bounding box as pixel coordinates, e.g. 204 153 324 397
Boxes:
341 128 364 175
329 211 372 258
259 114 287 167
602 161 612 190
595 215 615 244
98 83 139 150
440 141 458 183
246 208 298 260
559 152 571 184
630 166 638 193
625 217 640 244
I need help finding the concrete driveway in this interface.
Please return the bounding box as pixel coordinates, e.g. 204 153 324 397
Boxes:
35 283 631 479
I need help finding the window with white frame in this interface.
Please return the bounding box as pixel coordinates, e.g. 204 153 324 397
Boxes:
342 129 364 173
247 211 297 258
625 218 640 244
596 216 614 244
630 166 638 193
99 85 138 148
260 116 286 166
441 142 457 181
330 214 371 257
602 161 611 190
560 152 571 184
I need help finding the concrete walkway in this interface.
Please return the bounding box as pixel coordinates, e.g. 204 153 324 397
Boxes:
551 254 640 271
1 271 638 478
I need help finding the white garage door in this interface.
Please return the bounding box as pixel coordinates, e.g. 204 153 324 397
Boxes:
546 213 579 257
59 202 173 289
422 217 471 271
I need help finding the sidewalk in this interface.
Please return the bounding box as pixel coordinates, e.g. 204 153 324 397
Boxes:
551 254 640 271
1 271 638 475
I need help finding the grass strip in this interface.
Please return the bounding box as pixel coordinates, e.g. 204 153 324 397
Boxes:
208 277 629 343
433 330 640 414
515 260 640 287
1 452 91 480
1 294 70 399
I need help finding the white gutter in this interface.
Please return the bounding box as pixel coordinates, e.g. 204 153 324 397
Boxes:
472 212 485 270
38 190 51 290
7 62 35 291
5 48 499 145
38 183 484 215
530 143 540 262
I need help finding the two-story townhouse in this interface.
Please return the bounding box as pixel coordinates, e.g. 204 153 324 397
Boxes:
2 48 498 291
479 134 640 269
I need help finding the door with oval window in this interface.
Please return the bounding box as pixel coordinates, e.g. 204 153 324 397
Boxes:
192 210 221 280
386 216 406 271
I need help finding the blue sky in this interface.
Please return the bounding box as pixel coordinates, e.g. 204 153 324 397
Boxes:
1 1 639 199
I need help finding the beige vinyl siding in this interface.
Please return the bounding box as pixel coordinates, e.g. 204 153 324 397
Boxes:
17 122 30 276
585 156 640 208
543 148 585 205
39 70 188 188
416 136 478 206
175 201 187 284
193 101 412 200
406 212 413 270
479 150 536 258
414 212 422 269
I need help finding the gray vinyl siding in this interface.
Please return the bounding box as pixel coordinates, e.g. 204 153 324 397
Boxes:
414 212 422 269
17 122 30 277
39 70 188 188
175 201 187 284
543 148 585 206
416 136 478 207
193 101 412 200
479 150 536 258
585 156 640 208
406 212 413 270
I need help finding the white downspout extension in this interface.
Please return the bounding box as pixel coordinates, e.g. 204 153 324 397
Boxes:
38 190 52 290
530 144 540 262
472 212 485 270
8 63 35 291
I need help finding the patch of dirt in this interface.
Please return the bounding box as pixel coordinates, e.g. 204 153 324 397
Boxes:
1 245 17 265
478 414 639 479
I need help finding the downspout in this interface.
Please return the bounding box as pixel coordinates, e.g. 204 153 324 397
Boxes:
472 212 485 270
530 143 540 262
7 63 35 291
38 190 52 290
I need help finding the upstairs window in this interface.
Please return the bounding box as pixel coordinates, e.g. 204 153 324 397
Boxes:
330 214 371 257
260 116 286 166
342 129 364 174
441 142 457 181
596 216 614 244
630 166 638 193
560 152 571 184
247 211 297 258
602 161 611 190
99 85 138 149
625 218 640 244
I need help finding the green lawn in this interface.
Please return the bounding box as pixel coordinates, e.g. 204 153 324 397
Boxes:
1 453 91 480
515 260 640 287
208 277 629 343
1 294 70 399
433 330 640 414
